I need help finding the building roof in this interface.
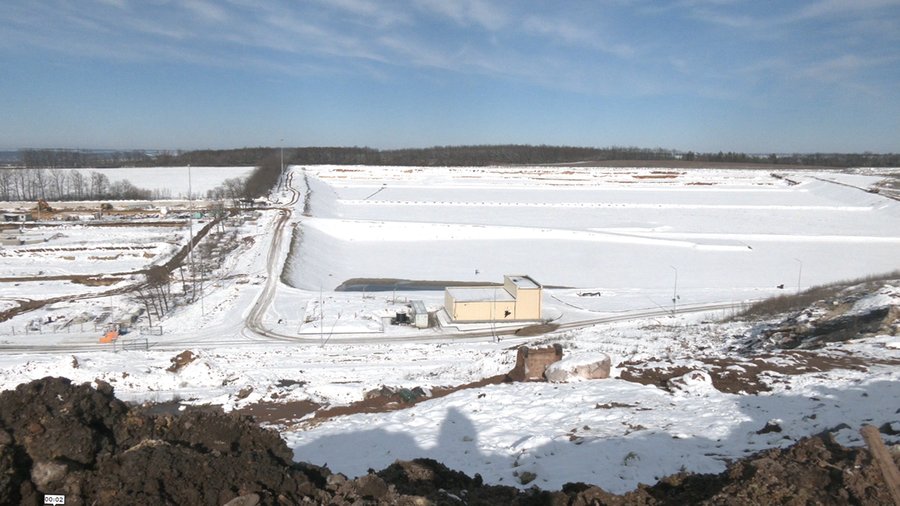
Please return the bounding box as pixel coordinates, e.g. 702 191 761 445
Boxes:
446 286 515 302
507 275 540 289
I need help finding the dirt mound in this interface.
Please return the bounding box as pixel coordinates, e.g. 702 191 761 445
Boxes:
655 432 899 505
1 377 898 505
739 277 899 351
166 350 197 373
0 377 326 505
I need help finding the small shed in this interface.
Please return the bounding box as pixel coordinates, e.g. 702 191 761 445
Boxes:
410 300 429 329
3 212 32 222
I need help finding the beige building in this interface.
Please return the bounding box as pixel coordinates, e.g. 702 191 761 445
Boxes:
444 275 542 322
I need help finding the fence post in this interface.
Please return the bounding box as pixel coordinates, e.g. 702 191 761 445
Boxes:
860 425 900 504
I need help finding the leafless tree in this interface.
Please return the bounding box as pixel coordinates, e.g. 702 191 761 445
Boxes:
48 169 67 199
31 168 47 200
0 170 13 201
146 265 172 314
134 287 157 327
69 171 85 200
13 169 29 200
89 171 109 199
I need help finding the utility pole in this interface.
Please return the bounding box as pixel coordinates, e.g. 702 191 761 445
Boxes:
319 285 324 345
280 139 284 191
669 265 679 316
187 165 197 303
794 258 803 294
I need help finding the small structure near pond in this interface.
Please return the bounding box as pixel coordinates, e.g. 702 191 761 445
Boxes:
444 275 542 323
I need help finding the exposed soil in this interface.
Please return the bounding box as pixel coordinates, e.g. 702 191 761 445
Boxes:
560 159 840 170
236 374 511 428
618 350 893 395
166 350 197 373
515 323 561 336
236 399 321 426
2 377 898 505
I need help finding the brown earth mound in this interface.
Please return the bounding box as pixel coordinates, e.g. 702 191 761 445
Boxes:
1 377 897 505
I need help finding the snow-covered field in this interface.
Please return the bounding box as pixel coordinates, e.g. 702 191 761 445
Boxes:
0 164 897 492
287 166 899 313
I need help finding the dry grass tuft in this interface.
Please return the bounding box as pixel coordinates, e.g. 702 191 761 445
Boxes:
736 270 900 320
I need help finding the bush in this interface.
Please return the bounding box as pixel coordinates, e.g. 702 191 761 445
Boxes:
736 270 900 320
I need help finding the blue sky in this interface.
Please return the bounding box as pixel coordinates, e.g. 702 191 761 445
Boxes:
1 0 899 153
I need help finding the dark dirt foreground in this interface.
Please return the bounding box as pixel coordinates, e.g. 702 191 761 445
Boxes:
1 377 898 505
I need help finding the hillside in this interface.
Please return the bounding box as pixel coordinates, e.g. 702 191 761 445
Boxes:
0 276 897 504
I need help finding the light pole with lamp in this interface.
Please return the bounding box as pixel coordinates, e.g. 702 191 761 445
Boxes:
669 265 679 316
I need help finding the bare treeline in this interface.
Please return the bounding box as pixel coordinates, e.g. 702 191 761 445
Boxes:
155 145 900 168
18 148 264 169
0 168 162 202
12 145 899 202
278 145 681 166
17 146 900 170
205 177 248 201
21 149 155 168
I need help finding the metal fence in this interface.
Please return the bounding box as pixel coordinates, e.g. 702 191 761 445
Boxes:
114 336 150 352
138 326 163 336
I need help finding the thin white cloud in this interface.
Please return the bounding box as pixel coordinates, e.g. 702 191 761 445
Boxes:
793 0 900 20
689 9 756 28
377 35 455 69
688 0 900 29
800 53 897 85
522 16 594 46
127 17 192 40
466 0 508 30
2 0 897 105
521 16 635 58
183 0 231 24
733 52 896 98
311 0 411 27
95 0 127 8
251 10 391 64
413 0 509 30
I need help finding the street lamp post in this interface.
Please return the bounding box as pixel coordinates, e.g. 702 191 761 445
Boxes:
188 164 195 291
794 258 803 294
669 265 678 315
